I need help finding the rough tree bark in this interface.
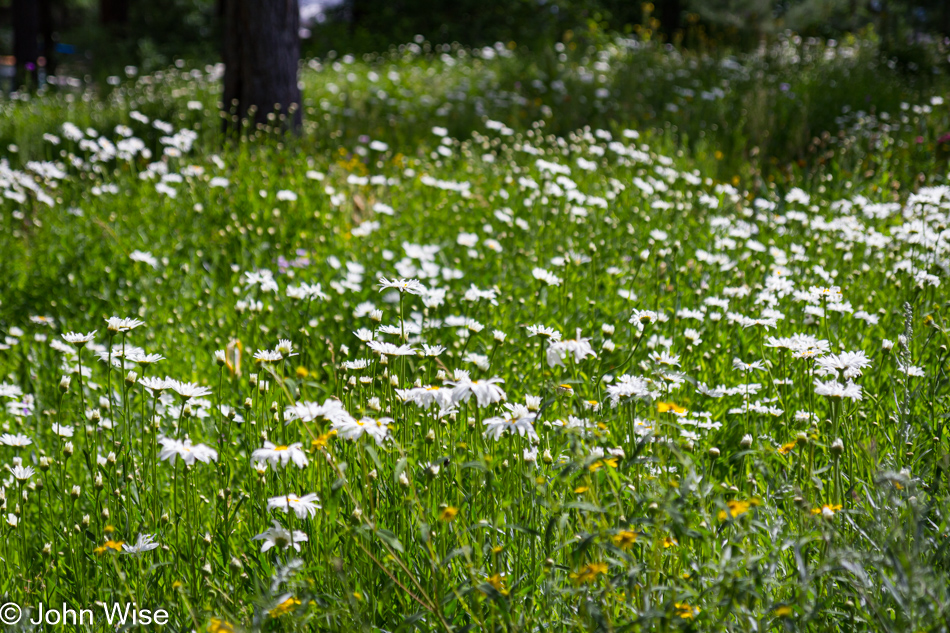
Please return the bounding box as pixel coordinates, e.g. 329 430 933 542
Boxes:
99 0 128 26
222 0 302 133
12 0 40 89
40 0 56 76
658 0 682 40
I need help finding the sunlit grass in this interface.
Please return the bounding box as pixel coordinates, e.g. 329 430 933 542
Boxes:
0 34 948 632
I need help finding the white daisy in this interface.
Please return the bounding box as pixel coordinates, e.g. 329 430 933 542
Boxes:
267 493 321 519
157 436 218 465
378 277 426 295
122 533 160 555
253 521 309 552
0 433 32 447
251 442 309 469
62 331 97 347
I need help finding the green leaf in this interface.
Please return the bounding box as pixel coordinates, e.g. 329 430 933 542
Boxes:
375 528 405 553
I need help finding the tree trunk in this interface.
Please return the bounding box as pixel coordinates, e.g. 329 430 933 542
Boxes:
12 0 40 89
40 0 56 76
99 0 128 26
222 0 302 133
658 0 682 40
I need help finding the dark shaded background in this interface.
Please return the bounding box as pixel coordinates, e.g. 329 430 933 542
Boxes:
1 0 948 81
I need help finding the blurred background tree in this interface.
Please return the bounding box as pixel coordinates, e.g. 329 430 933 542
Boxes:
222 0 302 133
0 0 947 93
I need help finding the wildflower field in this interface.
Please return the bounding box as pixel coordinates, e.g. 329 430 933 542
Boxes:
1 34 950 632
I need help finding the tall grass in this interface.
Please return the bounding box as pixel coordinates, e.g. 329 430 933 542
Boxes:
0 33 948 632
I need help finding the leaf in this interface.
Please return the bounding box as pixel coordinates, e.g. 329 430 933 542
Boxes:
394 457 408 485
363 444 382 471
505 523 541 537
441 546 472 566
375 528 405 553
564 502 606 513
571 533 596 565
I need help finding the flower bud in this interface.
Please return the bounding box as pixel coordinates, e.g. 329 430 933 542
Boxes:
740 434 753 448
708 447 720 458
125 371 138 386
59 375 71 392
831 438 844 456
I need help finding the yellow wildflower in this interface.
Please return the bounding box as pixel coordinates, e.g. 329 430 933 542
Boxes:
311 430 336 451
268 596 301 618
208 618 236 633
811 503 843 516
718 499 752 521
612 530 638 549
94 540 124 556
589 457 618 472
778 442 796 455
570 562 609 584
486 573 509 596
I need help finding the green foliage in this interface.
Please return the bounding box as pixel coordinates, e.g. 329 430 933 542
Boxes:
0 33 949 632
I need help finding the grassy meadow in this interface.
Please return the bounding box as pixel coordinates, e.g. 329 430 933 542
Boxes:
0 32 950 632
